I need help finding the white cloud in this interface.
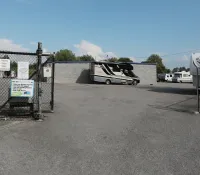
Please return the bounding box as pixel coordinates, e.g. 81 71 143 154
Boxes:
74 40 117 61
0 39 29 52
129 57 137 62
43 48 48 53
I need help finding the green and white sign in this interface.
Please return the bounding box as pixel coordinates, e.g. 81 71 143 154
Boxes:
11 79 34 97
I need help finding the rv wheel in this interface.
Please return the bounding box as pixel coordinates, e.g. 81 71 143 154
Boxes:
105 79 111 85
126 80 131 85
132 80 138 86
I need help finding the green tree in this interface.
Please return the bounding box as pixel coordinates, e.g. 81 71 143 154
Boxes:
179 67 186 72
10 61 17 72
117 57 133 62
107 57 118 62
172 67 189 73
165 69 171 73
145 54 166 74
77 55 94 61
172 67 179 73
186 68 190 72
55 49 76 61
29 63 37 76
3 55 10 59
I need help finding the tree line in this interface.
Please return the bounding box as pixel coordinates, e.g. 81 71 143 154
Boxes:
54 49 133 63
1 50 190 75
54 50 175 74
172 67 190 73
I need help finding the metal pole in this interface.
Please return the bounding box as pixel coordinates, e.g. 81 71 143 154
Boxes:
35 42 43 120
51 53 55 112
197 67 199 113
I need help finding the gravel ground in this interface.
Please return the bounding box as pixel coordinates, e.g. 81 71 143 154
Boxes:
0 82 200 175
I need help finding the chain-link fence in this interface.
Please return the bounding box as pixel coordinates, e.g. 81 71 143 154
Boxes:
0 44 55 119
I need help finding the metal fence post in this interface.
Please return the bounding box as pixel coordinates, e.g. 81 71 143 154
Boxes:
35 42 44 120
51 52 55 112
197 67 199 113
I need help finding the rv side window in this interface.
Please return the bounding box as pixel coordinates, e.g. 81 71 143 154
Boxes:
183 74 188 77
112 66 121 72
174 74 182 78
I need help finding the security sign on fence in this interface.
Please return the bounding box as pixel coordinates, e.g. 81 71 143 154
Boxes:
17 61 29 80
0 42 55 120
10 79 34 97
0 59 10 71
43 66 52 78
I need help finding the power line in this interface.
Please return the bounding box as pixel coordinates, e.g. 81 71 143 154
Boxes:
134 48 200 59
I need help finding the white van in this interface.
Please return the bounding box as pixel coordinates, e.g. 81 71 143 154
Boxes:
158 73 174 82
165 74 174 82
172 71 192 83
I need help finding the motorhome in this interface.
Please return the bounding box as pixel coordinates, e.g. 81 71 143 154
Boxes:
89 61 140 85
190 53 200 87
172 71 192 83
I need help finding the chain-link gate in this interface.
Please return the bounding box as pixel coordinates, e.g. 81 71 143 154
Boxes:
0 43 55 119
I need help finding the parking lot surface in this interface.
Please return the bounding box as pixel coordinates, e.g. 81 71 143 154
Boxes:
0 83 200 175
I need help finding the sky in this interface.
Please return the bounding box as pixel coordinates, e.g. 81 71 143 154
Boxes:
0 0 200 69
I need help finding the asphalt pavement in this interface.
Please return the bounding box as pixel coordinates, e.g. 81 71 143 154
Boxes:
0 83 200 175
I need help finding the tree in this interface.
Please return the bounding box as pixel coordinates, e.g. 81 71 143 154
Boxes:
186 68 190 72
77 55 94 61
3 55 10 59
165 69 171 73
145 54 166 74
172 67 190 73
172 67 179 73
179 67 186 72
10 61 17 71
107 57 118 62
117 57 133 62
29 63 37 69
55 49 76 61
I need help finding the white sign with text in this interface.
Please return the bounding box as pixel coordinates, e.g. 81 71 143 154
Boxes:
43 67 52 78
18 61 29 79
0 59 10 71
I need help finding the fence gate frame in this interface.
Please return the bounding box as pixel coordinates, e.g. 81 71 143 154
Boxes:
0 42 55 120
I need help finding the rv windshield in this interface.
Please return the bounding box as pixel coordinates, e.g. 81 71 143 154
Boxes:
123 69 137 77
174 73 182 78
